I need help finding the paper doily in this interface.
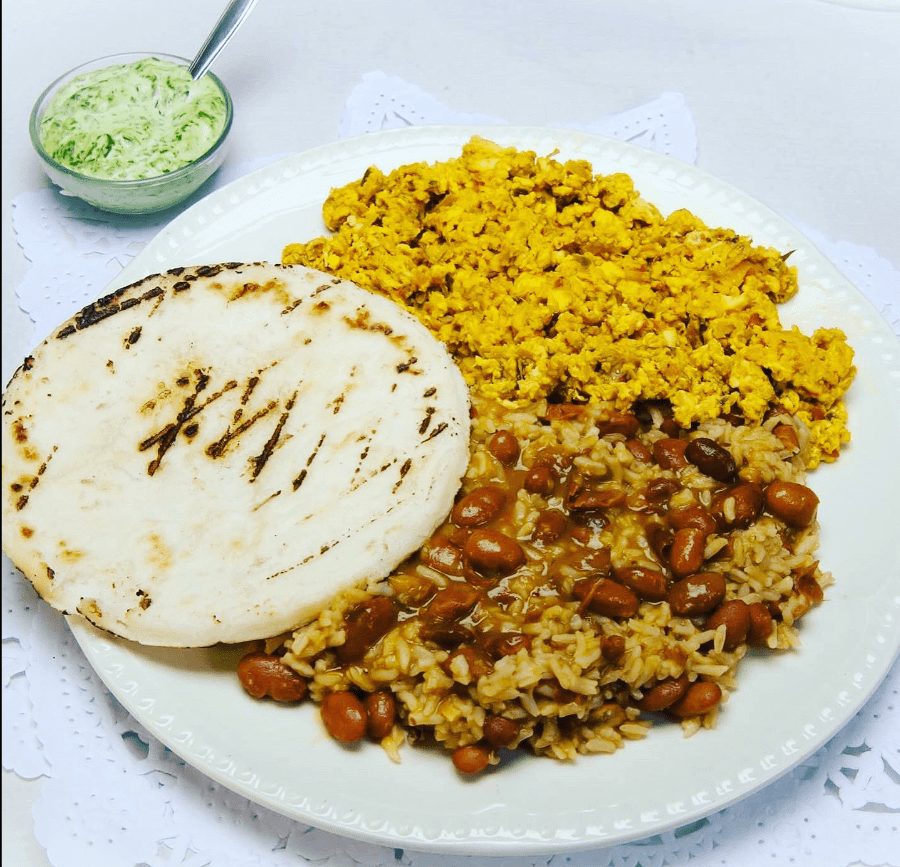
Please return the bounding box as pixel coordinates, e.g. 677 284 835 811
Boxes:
4 71 899 867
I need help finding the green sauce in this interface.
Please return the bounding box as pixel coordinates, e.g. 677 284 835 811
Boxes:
40 57 228 181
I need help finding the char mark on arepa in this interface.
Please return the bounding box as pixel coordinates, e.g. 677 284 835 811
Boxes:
249 391 297 481
392 458 413 493
55 264 247 340
422 422 449 443
56 284 166 338
292 432 327 490
419 406 436 434
9 445 56 511
205 399 278 459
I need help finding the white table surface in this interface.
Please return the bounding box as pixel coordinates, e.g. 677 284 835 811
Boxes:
2 1 899 865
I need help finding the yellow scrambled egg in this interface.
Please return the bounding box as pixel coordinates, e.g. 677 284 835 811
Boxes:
284 137 855 467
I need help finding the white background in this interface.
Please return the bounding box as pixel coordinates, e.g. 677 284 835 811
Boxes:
2 0 899 864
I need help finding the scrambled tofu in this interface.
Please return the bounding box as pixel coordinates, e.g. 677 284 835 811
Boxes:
284 137 855 467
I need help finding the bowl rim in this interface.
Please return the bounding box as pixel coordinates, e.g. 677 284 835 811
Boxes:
29 51 234 188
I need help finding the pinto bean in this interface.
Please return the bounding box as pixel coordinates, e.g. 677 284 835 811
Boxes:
668 527 707 578
483 715 521 748
764 481 819 528
532 448 572 474
452 485 507 527
596 411 640 438
667 503 718 536
746 601 775 644
668 681 722 718
659 417 683 438
237 651 308 702
481 631 531 659
668 572 727 617
364 691 397 740
419 621 475 648
464 529 526 575
532 509 568 545
573 578 640 619
448 526 472 548
551 545 612 581
569 512 610 534
601 634 627 662
625 438 654 463
452 744 491 775
636 674 689 712
524 466 556 495
569 525 594 545
613 566 668 602
424 542 465 577
487 429 520 465
389 572 436 606
424 584 481 622
543 403 585 421
644 477 681 504
653 437 689 471
562 472 586 508
684 438 738 483
586 547 613 573
566 486 627 511
321 691 367 743
795 570 825 604
337 597 398 663
711 483 763 530
646 522 674 565
704 599 750 651
773 423 800 451
765 598 785 622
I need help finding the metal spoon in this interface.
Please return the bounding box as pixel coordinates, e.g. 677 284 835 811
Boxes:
189 0 259 80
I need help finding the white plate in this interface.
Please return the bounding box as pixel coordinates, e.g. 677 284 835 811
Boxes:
68 126 900 855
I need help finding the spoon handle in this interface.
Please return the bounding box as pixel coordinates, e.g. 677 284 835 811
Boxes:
189 0 259 80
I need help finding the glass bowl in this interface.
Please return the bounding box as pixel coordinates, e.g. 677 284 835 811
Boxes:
29 52 234 215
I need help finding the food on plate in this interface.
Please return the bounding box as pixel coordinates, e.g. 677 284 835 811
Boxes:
284 137 855 468
259 137 853 773
249 393 829 771
39 56 229 180
1 262 470 646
